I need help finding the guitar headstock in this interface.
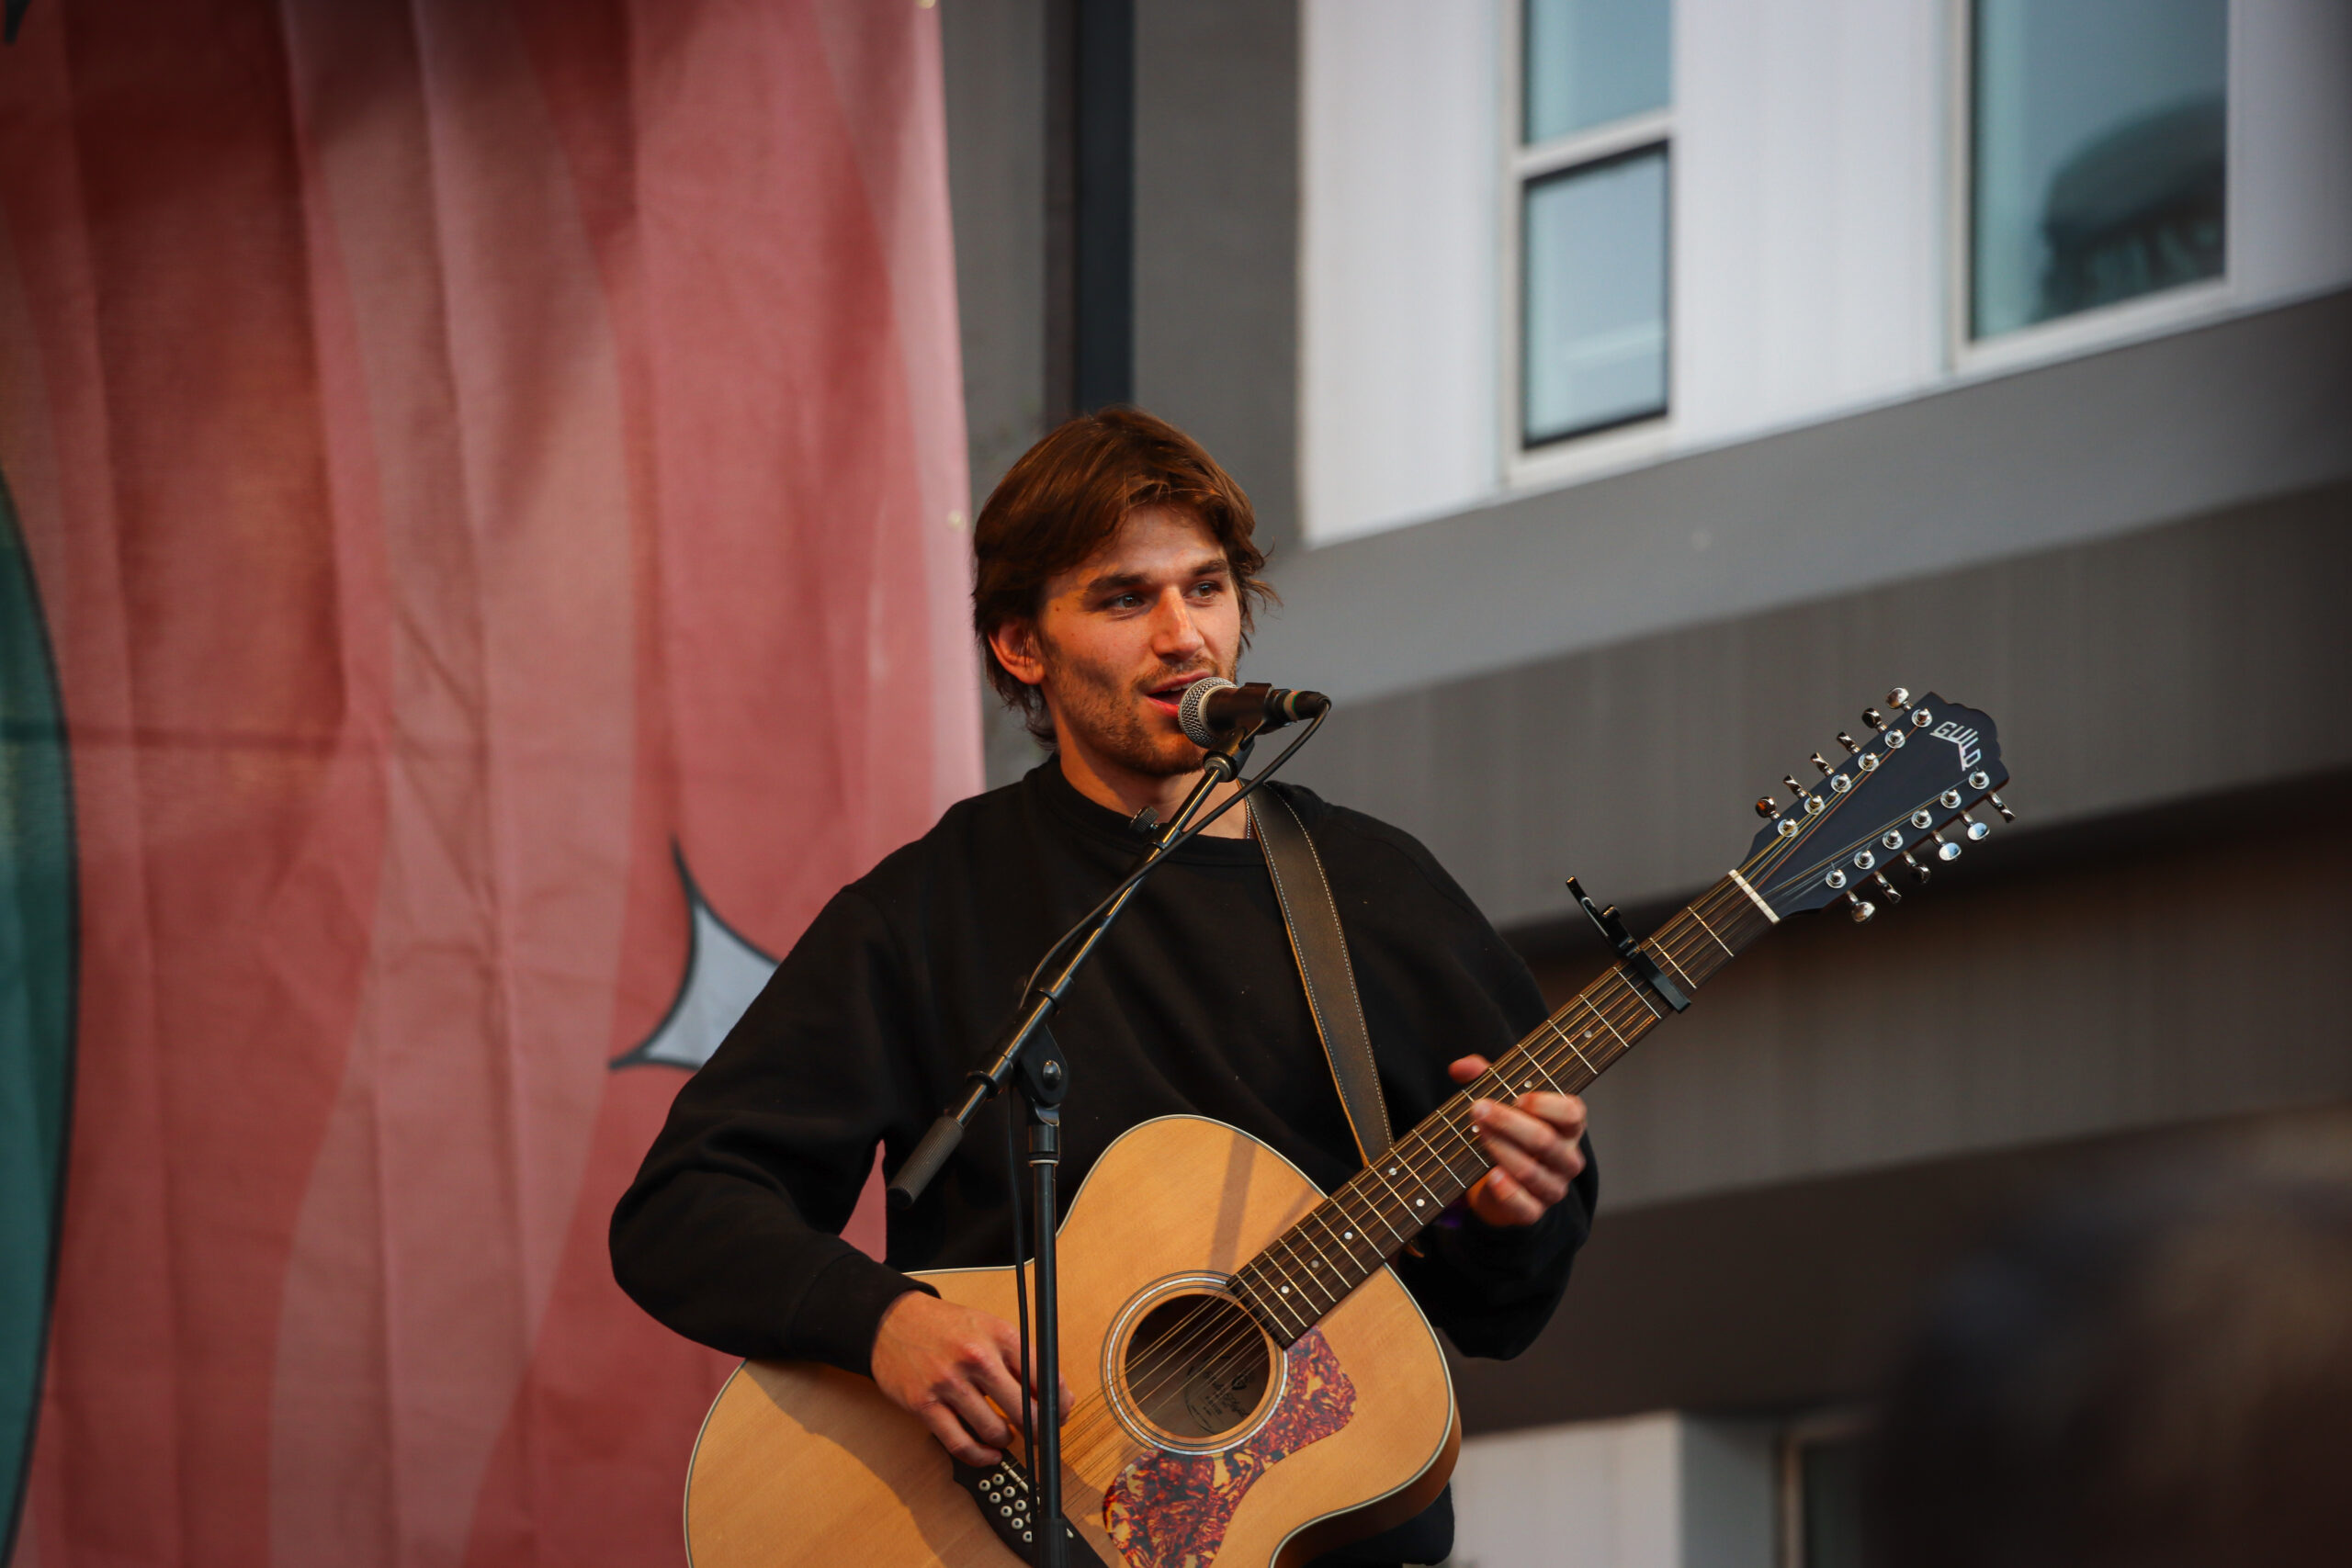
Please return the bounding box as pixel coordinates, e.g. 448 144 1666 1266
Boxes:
1743 688 2010 923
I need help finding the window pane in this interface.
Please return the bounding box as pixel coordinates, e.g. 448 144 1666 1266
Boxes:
1525 0 1670 143
1971 0 2226 338
1522 147 1668 446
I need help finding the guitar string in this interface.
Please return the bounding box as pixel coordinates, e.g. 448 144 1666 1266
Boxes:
1043 758 1922 1471
1045 889 1757 1464
1047 873 1773 1454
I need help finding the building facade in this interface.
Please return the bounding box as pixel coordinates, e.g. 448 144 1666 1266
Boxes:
939 2 2352 1562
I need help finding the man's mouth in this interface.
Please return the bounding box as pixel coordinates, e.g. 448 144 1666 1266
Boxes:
1142 672 1216 717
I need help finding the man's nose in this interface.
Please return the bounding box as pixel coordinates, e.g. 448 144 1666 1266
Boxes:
1149 588 1205 656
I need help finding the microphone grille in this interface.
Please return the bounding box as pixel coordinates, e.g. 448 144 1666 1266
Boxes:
1177 677 1238 749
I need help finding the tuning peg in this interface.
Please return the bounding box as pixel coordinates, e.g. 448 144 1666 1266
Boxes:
1861 707 1886 732
1901 850 1931 885
1783 775 1806 799
1986 792 2015 823
1929 829 1962 863
1961 808 1991 841
1836 731 1860 753
1871 871 1903 906
1886 687 1913 711
1754 796 1781 819
1844 891 1876 923
1810 751 1835 775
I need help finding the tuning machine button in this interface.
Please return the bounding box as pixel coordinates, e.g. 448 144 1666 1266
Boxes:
1755 796 1780 819
1987 792 2015 823
1901 849 1930 885
1844 891 1876 923
1962 808 1991 840
1783 775 1807 799
1811 751 1836 775
1836 731 1860 753
1931 829 1962 862
1871 871 1903 906
1861 706 1886 732
1886 687 1912 711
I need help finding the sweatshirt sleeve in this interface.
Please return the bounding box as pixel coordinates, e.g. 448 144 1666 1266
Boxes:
609 884 936 1374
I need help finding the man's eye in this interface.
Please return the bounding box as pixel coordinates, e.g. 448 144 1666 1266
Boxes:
1191 581 1225 598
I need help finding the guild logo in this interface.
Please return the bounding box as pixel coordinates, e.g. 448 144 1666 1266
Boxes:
1931 720 1983 771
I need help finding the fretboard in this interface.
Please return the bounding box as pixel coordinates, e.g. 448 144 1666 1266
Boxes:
1230 873 1778 1346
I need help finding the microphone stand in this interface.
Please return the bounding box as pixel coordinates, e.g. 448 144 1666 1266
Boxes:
887 731 1256 1567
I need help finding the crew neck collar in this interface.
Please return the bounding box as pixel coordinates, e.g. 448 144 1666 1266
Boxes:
1030 753 1265 863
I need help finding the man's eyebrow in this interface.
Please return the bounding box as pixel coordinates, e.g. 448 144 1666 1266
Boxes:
1079 557 1231 594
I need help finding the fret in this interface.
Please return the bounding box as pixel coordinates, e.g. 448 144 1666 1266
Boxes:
1515 1050 1566 1096
1621 974 1664 1020
1540 1015 1601 1081
1689 908 1734 957
1577 991 1633 1053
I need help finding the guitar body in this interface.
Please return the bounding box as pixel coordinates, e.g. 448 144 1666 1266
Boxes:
684 1115 1459 1568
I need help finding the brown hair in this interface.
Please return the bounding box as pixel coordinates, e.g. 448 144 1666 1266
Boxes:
972 407 1275 740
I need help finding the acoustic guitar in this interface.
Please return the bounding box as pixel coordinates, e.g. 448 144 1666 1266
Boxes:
682 690 2010 1568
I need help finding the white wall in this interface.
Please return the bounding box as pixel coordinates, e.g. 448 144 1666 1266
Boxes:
1299 0 2352 547
1442 1414 1776 1568
1300 0 1502 546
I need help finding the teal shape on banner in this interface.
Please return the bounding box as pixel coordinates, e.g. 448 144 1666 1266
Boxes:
0 463 74 1558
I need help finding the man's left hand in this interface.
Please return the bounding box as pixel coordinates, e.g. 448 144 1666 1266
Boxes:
1447 1055 1589 1227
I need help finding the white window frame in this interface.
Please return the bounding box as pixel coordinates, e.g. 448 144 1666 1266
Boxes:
1945 0 2244 382
1501 0 1675 493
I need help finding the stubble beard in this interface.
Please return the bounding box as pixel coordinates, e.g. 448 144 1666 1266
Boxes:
1041 644 1228 781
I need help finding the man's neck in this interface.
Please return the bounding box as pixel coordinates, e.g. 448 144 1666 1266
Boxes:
1054 738 1251 839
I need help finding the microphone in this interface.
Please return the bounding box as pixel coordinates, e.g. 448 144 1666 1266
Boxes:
1177 678 1330 747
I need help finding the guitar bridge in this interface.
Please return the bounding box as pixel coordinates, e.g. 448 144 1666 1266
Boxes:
950 1456 1110 1566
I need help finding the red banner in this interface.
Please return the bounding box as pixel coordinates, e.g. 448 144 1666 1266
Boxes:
0 3 977 1562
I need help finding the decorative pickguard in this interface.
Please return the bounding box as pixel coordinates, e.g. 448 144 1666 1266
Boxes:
1102 1329 1357 1568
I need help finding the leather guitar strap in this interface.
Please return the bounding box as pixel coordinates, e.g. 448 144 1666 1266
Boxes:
1249 790 1395 1165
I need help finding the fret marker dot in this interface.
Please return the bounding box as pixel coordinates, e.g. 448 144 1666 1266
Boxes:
1416 1198 1425 1207
1387 1167 1399 1176
1343 1231 1354 1240
1280 1285 1290 1294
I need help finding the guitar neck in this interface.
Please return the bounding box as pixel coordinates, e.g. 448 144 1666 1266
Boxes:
1230 872 1780 1346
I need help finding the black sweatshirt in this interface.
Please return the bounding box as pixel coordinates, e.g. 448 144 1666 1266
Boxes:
610 756 1595 1421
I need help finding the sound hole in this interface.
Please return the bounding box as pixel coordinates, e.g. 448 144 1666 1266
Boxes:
1118 1293 1275 1441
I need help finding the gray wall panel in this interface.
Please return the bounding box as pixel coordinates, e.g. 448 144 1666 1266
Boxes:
1531 783 2352 1210
1282 484 2352 927
1250 289 2352 703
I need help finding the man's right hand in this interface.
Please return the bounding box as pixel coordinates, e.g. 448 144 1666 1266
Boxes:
869 1291 1072 1466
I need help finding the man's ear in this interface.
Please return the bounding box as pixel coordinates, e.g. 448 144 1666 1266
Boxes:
988 618 1047 688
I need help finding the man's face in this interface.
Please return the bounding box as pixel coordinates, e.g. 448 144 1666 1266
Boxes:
991 506 1241 783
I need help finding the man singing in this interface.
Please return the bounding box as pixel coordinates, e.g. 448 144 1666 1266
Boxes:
611 408 1595 1566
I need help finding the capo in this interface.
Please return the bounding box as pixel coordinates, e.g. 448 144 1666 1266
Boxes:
1566 876 1690 1013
